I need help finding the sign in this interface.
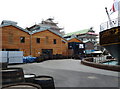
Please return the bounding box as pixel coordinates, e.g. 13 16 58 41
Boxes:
79 44 84 48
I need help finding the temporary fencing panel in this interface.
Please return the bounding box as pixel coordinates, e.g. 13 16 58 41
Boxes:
0 51 23 64
0 51 8 63
8 51 23 63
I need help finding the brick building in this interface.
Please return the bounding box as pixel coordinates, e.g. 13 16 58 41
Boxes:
30 27 68 57
0 20 30 56
0 20 68 57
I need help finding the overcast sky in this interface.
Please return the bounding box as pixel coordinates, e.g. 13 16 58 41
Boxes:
0 0 118 34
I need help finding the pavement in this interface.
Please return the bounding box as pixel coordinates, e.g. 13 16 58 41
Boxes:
9 59 120 88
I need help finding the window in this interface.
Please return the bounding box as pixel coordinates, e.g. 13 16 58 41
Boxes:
36 38 40 43
53 39 56 44
20 37 25 43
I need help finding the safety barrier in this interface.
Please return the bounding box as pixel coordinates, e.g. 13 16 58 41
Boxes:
81 57 120 72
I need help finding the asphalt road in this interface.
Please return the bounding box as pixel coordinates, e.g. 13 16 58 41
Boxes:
9 59 120 88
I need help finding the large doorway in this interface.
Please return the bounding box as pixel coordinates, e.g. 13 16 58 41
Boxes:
42 49 53 59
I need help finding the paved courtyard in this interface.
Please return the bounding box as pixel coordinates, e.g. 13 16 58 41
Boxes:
9 59 120 88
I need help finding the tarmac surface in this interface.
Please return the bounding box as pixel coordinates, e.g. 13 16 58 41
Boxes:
9 59 120 88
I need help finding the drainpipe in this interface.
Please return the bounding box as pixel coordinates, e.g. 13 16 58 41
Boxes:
30 34 32 56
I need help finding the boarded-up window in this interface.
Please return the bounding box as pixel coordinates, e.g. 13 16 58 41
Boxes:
8 33 13 44
20 37 25 43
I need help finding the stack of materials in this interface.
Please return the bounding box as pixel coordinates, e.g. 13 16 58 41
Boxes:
0 51 8 69
0 51 23 64
8 51 23 64
1 65 55 89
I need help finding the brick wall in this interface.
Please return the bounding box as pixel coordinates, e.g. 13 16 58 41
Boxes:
31 30 68 57
1 26 68 57
1 26 30 56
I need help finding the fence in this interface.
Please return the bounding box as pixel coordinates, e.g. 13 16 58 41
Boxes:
0 51 8 63
0 51 23 64
93 56 107 63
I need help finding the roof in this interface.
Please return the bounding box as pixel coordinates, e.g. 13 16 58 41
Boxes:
39 23 62 30
66 37 83 43
0 20 29 33
30 27 67 41
66 36 80 41
64 29 97 37
0 20 66 41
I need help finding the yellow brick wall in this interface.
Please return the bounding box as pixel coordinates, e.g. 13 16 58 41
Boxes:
31 30 68 57
1 26 30 56
1 26 68 57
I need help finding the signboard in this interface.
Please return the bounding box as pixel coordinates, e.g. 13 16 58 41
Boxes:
79 44 84 48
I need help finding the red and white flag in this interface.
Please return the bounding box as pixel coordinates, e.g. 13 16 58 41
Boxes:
110 0 120 14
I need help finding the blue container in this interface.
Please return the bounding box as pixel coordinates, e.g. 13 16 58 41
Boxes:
23 56 37 63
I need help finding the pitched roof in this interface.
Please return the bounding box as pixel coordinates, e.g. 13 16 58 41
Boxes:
64 29 96 37
0 20 29 33
0 20 66 41
30 27 67 41
66 37 83 43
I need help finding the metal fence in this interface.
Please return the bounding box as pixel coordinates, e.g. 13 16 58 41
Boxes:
93 56 107 63
100 17 120 31
0 51 23 64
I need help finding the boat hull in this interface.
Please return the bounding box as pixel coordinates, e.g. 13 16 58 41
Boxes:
103 43 120 64
100 26 120 65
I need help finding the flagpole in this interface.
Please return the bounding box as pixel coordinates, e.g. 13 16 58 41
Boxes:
118 1 120 26
105 7 113 28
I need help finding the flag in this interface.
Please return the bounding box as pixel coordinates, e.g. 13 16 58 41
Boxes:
110 0 120 14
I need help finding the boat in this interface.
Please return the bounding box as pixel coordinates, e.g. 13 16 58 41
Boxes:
100 17 120 65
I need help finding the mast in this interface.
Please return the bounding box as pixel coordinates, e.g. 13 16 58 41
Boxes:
105 7 113 28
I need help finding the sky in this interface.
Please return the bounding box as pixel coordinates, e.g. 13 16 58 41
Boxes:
0 0 118 34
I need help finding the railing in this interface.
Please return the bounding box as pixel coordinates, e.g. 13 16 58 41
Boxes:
93 56 107 63
81 57 120 72
100 17 120 31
